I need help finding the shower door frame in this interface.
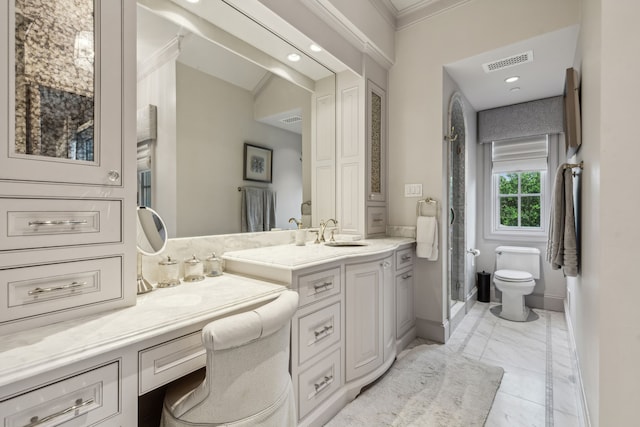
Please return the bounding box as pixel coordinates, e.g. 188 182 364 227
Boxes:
445 93 468 313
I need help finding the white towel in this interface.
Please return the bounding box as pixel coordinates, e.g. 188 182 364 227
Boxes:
416 216 438 260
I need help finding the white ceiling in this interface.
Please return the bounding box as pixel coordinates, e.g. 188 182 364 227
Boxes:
445 25 580 111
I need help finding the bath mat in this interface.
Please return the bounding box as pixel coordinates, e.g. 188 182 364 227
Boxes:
325 344 503 427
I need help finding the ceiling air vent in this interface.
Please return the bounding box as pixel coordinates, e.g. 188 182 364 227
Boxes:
482 50 533 73
280 115 302 125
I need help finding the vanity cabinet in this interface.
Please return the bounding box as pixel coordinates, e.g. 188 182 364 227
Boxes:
395 248 416 344
0 0 136 335
345 254 393 382
291 264 344 421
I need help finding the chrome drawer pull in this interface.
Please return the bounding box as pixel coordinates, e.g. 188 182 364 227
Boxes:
313 281 333 293
28 281 86 296
28 220 88 226
401 254 412 261
402 273 413 280
25 397 95 427
313 375 334 394
313 324 333 341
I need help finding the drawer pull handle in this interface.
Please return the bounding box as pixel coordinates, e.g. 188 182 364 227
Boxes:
28 281 86 296
313 324 333 341
402 273 413 280
313 281 333 293
28 220 88 226
313 375 334 394
372 218 383 223
401 254 412 261
26 397 95 427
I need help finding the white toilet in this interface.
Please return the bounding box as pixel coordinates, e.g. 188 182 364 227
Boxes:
493 246 540 322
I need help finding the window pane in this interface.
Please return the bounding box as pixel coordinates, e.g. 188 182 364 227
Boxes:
499 173 518 194
521 171 541 194
521 196 541 227
499 196 518 226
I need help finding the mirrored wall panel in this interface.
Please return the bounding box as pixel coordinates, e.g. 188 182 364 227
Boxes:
14 0 95 161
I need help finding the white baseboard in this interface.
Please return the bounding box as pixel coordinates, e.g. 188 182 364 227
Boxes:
563 299 592 427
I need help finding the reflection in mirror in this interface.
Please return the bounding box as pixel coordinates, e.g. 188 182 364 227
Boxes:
136 0 336 237
137 206 168 294
14 0 95 160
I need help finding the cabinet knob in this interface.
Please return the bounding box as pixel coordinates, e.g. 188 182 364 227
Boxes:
107 170 120 182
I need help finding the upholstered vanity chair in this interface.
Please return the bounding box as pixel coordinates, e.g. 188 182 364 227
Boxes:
161 290 299 426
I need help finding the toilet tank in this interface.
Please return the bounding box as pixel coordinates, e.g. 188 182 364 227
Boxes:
495 246 540 279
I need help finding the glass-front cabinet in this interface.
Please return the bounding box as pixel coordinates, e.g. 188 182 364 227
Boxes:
0 0 123 186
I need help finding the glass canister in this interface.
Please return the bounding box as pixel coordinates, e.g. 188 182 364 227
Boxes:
183 254 205 282
205 253 223 277
157 256 180 288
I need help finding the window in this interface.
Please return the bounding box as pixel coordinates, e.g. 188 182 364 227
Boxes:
495 171 543 230
484 135 556 241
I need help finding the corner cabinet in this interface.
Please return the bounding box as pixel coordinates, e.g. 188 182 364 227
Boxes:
0 0 137 335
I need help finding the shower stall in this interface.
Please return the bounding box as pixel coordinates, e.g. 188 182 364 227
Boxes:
446 94 467 312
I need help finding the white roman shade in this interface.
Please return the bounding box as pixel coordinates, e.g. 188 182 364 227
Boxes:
492 135 548 173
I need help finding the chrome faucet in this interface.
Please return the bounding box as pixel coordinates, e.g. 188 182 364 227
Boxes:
318 219 338 243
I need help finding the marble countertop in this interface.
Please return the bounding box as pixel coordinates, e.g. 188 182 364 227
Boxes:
222 237 415 271
0 274 284 388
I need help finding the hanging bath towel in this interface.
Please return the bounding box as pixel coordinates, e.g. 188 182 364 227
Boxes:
546 164 578 276
416 216 438 261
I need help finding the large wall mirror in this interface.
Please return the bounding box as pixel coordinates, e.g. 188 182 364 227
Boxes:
136 0 336 238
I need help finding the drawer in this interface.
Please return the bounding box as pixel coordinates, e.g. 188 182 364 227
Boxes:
0 198 122 251
0 361 120 427
367 206 386 235
395 248 414 271
0 257 123 325
297 301 341 366
297 267 341 307
297 347 342 419
139 331 206 395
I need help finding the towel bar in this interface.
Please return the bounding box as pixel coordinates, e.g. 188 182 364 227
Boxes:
417 198 438 217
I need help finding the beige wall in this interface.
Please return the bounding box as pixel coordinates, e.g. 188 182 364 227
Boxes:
389 0 580 329
573 0 640 424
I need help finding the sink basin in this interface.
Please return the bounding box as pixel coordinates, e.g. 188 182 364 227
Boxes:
324 241 368 247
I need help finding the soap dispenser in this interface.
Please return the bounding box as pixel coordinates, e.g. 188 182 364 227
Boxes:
289 218 306 246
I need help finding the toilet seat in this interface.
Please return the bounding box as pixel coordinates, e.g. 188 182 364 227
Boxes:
494 269 533 283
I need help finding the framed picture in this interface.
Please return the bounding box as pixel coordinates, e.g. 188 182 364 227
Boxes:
243 143 273 183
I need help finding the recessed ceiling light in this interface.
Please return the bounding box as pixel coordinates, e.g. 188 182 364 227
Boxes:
287 53 301 62
185 0 200 3
510 87 521 92
505 76 519 83
310 44 323 52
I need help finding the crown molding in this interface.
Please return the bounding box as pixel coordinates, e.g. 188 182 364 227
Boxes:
301 0 395 70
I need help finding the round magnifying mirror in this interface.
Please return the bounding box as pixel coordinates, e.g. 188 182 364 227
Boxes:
136 207 168 294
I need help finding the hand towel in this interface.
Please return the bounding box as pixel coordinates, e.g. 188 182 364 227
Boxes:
416 216 438 260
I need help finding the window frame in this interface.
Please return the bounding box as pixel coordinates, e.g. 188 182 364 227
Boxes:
482 134 560 243
493 170 545 232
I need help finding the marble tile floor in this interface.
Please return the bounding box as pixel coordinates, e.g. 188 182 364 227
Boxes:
445 302 585 427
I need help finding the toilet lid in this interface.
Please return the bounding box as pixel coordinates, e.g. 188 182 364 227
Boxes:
494 269 533 282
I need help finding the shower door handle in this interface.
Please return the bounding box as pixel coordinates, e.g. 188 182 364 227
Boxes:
450 207 455 225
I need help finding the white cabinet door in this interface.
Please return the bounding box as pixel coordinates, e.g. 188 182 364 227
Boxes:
0 1 124 186
396 269 415 339
382 256 395 362
345 259 384 382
